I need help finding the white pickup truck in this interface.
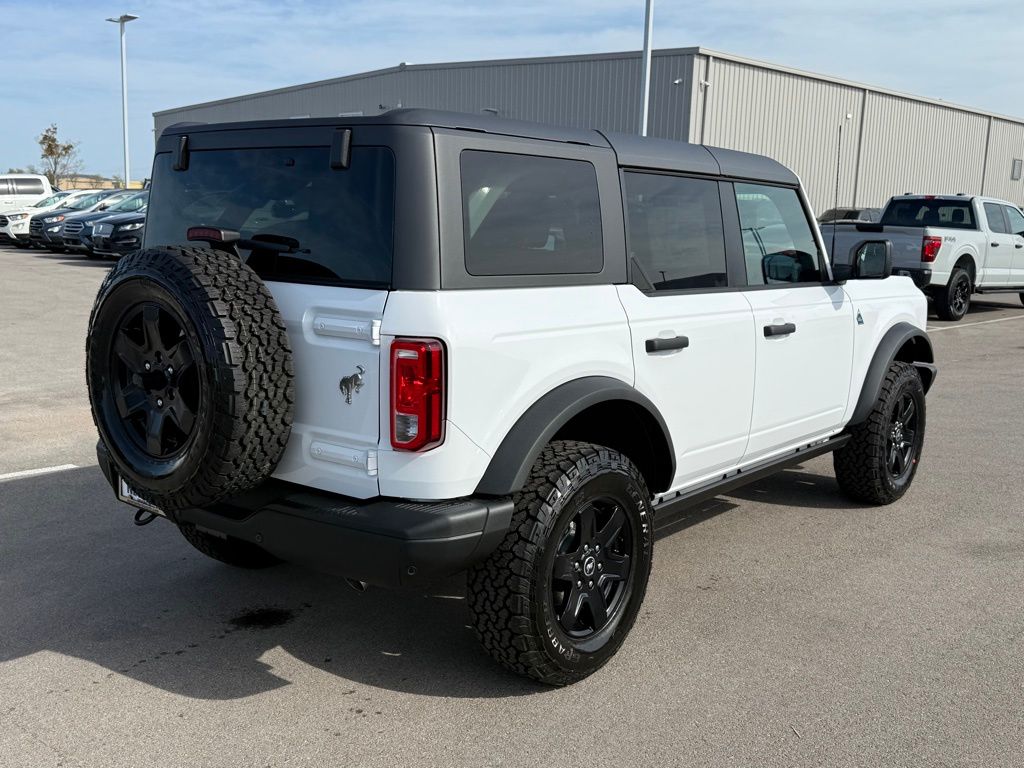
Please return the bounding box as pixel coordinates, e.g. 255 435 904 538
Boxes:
824 195 1024 320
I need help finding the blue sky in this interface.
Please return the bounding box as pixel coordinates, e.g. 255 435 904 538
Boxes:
2 0 1020 180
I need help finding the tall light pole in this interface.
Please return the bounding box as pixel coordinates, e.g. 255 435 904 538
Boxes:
639 0 654 136
106 14 138 188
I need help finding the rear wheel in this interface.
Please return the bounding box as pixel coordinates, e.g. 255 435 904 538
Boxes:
467 440 654 685
935 268 971 321
834 362 926 505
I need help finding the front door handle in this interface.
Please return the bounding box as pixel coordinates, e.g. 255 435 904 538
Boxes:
764 323 797 338
1015 244 1023 249
646 335 689 353
991 242 1000 247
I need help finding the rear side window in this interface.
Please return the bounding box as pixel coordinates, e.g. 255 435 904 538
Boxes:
735 183 822 286
13 178 45 195
984 202 1009 234
460 150 602 276
1004 206 1024 236
881 199 976 229
146 146 395 288
624 172 727 291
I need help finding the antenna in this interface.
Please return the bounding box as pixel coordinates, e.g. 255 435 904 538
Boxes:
830 113 852 264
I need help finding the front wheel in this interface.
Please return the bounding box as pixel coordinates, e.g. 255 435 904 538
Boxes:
834 362 926 505
467 441 654 685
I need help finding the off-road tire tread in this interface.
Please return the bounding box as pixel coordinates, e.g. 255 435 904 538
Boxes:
467 440 651 686
178 523 280 568
833 362 924 505
87 245 294 511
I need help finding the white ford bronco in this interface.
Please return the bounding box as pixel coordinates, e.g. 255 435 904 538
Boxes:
86 110 936 685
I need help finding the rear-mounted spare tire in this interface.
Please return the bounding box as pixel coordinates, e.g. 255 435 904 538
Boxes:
86 245 295 512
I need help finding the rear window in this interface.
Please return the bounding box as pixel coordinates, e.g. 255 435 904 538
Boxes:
460 150 602 276
145 146 395 288
881 199 976 229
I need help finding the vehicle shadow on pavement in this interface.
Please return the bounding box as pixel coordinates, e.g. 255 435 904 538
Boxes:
724 467 869 510
0 468 542 701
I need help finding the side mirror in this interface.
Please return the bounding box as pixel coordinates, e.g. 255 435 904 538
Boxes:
852 240 892 279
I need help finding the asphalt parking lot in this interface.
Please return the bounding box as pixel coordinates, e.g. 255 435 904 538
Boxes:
1 245 1023 767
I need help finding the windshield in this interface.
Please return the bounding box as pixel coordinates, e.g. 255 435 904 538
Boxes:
145 146 395 287
881 199 976 229
34 192 70 208
107 192 149 213
67 192 110 211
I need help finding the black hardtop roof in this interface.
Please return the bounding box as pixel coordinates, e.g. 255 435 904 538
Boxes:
160 108 798 184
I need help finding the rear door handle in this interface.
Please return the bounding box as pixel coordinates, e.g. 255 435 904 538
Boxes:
764 323 797 338
1015 244 1023 249
991 242 1000 247
645 335 689 353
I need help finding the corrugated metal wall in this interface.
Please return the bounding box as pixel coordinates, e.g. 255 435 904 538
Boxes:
153 51 696 140
855 92 990 205
153 48 1024 212
693 55 864 211
983 118 1024 202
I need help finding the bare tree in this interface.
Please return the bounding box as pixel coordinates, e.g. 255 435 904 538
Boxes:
37 124 84 187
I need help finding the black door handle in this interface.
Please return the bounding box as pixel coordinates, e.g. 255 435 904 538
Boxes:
991 242 1000 247
646 335 689 353
1015 244 1023 249
764 323 797 337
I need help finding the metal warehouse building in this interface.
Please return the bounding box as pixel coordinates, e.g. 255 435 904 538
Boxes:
154 47 1024 211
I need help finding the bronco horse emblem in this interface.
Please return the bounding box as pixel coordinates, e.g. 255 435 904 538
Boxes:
339 365 365 404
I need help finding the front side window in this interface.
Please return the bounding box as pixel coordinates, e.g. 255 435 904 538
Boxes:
460 150 602 276
146 146 395 287
735 183 822 286
1004 206 1024 236
984 202 1009 234
624 172 727 291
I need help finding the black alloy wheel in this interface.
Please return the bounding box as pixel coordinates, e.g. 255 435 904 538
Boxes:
886 391 919 482
111 301 200 460
550 497 634 641
950 274 970 317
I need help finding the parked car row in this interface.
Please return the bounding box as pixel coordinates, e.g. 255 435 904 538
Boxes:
0 173 147 260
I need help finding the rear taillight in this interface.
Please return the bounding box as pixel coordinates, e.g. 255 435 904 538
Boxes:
390 338 445 452
921 236 942 262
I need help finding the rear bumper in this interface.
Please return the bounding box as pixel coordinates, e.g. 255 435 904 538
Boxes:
96 443 513 587
892 266 932 288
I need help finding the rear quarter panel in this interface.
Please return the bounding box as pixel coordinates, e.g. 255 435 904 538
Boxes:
377 286 634 499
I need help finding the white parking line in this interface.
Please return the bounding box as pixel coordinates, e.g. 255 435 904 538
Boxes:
0 464 79 483
928 314 1024 332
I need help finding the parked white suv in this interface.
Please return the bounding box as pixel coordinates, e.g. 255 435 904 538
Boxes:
0 173 54 211
86 111 936 685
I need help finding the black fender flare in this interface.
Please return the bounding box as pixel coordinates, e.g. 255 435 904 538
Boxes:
474 376 675 496
849 322 936 426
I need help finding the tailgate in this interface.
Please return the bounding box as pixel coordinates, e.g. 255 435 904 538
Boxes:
266 281 387 499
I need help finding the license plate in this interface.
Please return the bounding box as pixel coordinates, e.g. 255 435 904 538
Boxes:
117 477 164 516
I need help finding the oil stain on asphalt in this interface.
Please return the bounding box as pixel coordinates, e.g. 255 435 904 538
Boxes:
229 607 297 630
